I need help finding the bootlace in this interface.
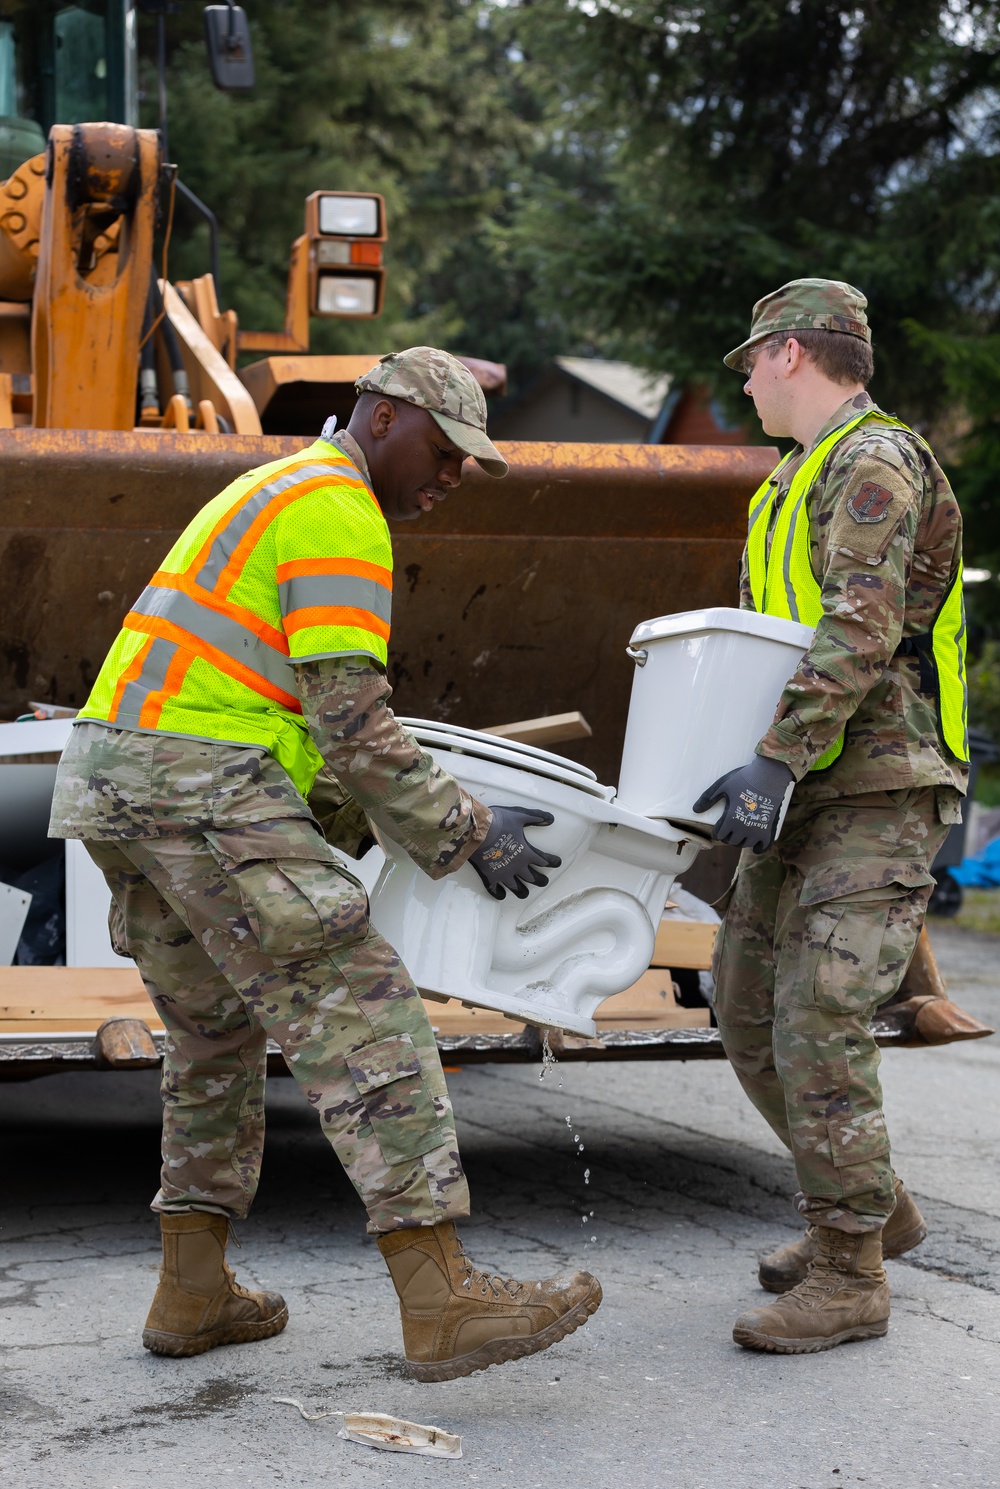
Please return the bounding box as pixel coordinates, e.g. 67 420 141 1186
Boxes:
451 1237 525 1301
786 1271 841 1305
787 1236 863 1305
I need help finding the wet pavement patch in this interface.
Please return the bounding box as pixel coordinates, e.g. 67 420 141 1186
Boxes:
0 1264 43 1310
0 1386 57 1421
355 1352 413 1381
132 1376 257 1421
51 1376 258 1445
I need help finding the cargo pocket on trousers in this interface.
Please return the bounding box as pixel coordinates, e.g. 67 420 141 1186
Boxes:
827 1108 891 1196
798 859 936 1016
205 827 370 962
347 1033 445 1166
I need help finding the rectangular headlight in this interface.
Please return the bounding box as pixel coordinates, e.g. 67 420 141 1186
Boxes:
316 274 378 316
318 194 380 237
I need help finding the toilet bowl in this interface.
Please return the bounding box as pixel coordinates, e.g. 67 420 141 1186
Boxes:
364 607 815 1036
365 719 702 1037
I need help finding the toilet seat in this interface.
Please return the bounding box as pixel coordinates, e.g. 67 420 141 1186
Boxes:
397 717 615 801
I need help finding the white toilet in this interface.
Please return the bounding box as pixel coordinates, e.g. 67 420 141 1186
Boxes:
365 723 702 1037
364 607 815 1037
2 608 814 1039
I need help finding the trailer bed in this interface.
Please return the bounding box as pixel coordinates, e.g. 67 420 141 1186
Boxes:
0 914 921 1079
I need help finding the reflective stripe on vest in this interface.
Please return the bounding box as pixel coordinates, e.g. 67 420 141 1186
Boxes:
746 411 969 767
78 442 393 796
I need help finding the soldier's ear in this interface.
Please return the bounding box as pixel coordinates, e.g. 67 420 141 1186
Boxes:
369 398 397 440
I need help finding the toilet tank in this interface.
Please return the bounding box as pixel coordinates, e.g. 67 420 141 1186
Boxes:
616 607 815 828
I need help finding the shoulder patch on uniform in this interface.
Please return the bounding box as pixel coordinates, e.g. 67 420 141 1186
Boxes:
825 450 916 562
846 480 894 525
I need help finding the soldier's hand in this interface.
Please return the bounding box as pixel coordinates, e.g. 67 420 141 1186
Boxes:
468 805 561 901
692 756 795 855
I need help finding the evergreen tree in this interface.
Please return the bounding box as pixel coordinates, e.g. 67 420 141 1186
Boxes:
141 0 534 366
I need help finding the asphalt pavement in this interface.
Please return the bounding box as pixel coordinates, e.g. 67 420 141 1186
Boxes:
2 920 999 1489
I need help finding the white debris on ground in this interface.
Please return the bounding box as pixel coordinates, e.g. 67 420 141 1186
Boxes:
273 1400 463 1458
338 1413 463 1458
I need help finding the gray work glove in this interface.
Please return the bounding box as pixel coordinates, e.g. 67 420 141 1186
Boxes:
692 756 795 855
468 805 561 901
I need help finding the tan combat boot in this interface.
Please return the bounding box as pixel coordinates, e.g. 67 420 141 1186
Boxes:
142 1212 288 1357
734 1226 889 1353
758 1179 926 1294
378 1221 602 1382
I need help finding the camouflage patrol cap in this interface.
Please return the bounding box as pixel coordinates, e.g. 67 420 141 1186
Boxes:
724 278 871 371
355 346 508 477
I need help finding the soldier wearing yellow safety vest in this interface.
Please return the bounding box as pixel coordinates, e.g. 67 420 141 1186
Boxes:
693 280 968 1355
50 346 601 1379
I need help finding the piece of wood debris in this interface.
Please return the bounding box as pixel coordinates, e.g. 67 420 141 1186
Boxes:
481 711 591 747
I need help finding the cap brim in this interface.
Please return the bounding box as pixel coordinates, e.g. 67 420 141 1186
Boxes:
723 333 767 372
430 410 508 478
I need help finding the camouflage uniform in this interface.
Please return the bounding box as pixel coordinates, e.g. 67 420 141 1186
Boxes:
50 397 496 1235
714 285 967 1233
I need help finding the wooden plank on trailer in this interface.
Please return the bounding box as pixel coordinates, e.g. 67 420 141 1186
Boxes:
420 997 526 1036
0 954 714 1044
651 919 717 970
0 966 162 1030
480 711 592 747
594 970 711 1030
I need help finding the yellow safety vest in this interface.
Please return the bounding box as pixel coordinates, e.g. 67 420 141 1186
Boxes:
78 438 393 797
746 411 969 769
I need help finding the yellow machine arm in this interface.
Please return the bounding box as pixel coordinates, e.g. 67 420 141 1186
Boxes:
32 124 159 430
0 122 259 434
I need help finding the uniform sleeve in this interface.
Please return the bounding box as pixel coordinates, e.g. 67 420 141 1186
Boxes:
294 655 491 878
756 445 922 778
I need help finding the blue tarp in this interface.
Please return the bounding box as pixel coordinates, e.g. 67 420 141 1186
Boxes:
953 836 1000 887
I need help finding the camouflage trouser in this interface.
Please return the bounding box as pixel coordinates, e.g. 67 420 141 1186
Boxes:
713 788 957 1234
85 819 470 1234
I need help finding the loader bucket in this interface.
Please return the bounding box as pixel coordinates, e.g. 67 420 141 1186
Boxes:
0 429 775 784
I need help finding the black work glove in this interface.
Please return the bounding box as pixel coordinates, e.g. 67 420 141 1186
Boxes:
468 805 561 901
692 756 795 855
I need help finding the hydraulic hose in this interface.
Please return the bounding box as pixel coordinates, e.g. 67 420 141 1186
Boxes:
138 278 159 414
148 269 192 409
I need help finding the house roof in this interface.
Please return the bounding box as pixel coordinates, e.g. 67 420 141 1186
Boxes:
554 357 672 421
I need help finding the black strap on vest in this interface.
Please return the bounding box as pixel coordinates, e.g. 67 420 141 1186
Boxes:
894 632 936 695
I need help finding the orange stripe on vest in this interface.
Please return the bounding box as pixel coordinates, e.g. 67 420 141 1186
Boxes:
138 648 194 731
123 612 301 712
183 456 339 585
282 605 392 642
148 569 290 653
275 555 393 590
107 635 155 723
215 472 377 601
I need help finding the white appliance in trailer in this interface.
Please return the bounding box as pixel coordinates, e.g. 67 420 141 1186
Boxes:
0 715 132 969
